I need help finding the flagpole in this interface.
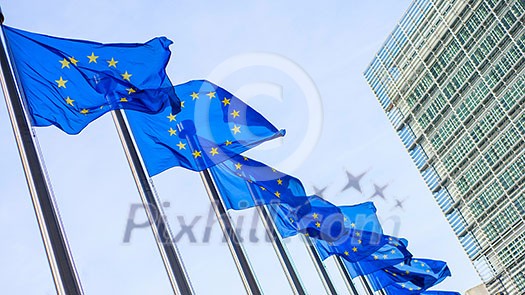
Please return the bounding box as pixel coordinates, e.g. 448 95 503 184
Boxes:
301 236 339 294
111 110 194 295
242 181 307 294
0 11 83 295
359 276 375 295
200 169 263 295
176 120 262 294
333 256 359 295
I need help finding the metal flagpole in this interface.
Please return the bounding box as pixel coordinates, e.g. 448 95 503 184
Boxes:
359 276 375 295
301 236 338 295
333 256 359 295
200 169 263 295
111 110 194 295
241 182 306 294
0 10 83 295
176 119 262 294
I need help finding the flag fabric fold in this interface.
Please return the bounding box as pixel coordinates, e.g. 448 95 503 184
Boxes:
3 25 177 134
342 238 412 278
367 258 451 291
313 202 392 262
210 155 345 241
126 80 285 176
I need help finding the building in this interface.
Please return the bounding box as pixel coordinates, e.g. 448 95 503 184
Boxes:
364 0 524 293
466 284 490 295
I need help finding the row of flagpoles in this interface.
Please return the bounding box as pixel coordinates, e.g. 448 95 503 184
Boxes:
0 6 459 295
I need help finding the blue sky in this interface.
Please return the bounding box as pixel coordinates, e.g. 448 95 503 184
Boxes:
0 1 481 294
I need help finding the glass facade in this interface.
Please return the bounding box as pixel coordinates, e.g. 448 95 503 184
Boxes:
365 0 524 293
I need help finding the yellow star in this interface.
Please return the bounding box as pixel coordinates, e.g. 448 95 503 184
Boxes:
206 91 216 99
289 218 294 223
176 141 186 150
225 140 232 146
277 178 283 185
350 223 356 228
180 101 185 108
409 288 414 291
69 56 78 66
393 273 397 277
401 284 406 288
274 191 281 198
230 110 240 118
373 255 379 260
80 109 89 114
168 128 177 136
383 254 388 259
315 221 321 228
405 270 410 275
222 97 230 106
312 213 319 219
210 147 219 156
192 150 202 158
260 186 266 191
190 92 199 100
344 251 349 256
355 231 361 237
120 97 128 102
243 157 249 161
235 163 242 170
167 113 177 122
304 233 309 237
121 71 132 81
87 52 99 63
55 77 67 88
272 168 277 173
127 88 136 95
65 96 74 106
231 125 241 134
107 57 118 68
391 250 396 254
358 239 362 244
352 247 358 252
59 58 70 69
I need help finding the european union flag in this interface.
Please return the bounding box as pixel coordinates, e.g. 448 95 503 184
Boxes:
269 195 346 241
210 155 308 210
367 258 451 291
343 238 412 278
314 202 390 261
126 80 284 176
382 281 456 295
382 281 425 294
3 26 177 134
209 155 345 241
421 291 460 295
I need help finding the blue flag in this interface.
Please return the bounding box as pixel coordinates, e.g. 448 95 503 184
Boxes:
3 25 177 134
367 258 451 291
343 238 412 278
209 155 345 241
126 80 285 176
421 291 460 295
383 281 457 295
314 202 390 262
269 195 346 241
383 281 425 294
210 155 309 210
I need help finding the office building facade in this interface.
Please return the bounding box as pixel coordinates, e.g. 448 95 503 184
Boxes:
364 0 524 293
